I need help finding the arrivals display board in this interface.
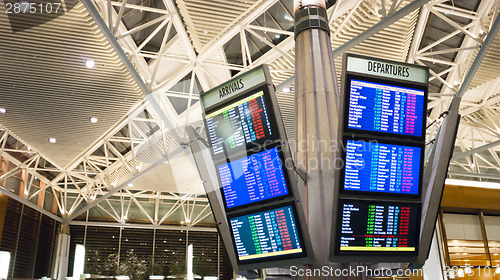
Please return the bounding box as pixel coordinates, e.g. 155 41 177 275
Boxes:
331 54 428 263
341 138 423 197
200 65 312 270
345 76 427 139
335 200 420 254
228 203 307 264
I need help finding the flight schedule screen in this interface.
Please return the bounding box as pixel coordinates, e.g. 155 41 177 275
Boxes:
206 91 275 158
338 200 419 253
229 205 304 261
343 139 422 196
218 146 289 209
347 79 426 138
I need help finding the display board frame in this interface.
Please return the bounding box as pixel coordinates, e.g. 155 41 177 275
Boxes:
339 135 424 198
333 198 421 257
199 65 313 271
330 54 428 264
226 201 309 269
343 73 429 141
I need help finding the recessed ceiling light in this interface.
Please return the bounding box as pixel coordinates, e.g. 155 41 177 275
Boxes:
275 34 281 39
0 108 6 114
49 137 57 143
127 183 133 187
89 117 98 123
85 59 95 68
283 87 291 93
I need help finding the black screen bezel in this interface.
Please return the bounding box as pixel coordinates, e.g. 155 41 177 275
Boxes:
339 135 424 198
343 73 428 141
335 198 421 256
215 142 294 212
227 201 308 265
204 85 281 161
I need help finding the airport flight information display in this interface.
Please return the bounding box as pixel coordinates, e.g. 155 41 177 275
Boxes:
206 90 275 157
347 78 426 138
229 205 304 262
218 146 289 209
338 200 419 253
343 139 422 196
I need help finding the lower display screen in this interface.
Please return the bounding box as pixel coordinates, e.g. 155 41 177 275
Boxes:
229 204 305 262
337 200 420 253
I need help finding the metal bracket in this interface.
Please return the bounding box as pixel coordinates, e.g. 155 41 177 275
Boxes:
295 167 307 183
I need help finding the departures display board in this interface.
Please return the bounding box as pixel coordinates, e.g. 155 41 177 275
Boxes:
217 145 291 210
205 90 277 159
341 138 423 196
229 203 306 263
345 76 427 140
336 200 420 253
331 54 428 263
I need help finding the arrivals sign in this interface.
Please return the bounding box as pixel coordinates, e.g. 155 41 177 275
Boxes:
201 67 267 110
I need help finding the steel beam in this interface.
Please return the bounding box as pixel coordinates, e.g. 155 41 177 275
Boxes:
66 151 171 222
448 171 500 180
69 220 217 232
452 139 500 160
275 0 430 90
331 0 430 58
456 12 500 98
81 0 184 146
0 186 63 223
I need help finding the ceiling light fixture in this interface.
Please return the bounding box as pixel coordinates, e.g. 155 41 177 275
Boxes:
283 87 291 93
49 138 57 143
127 183 133 187
89 117 98 123
0 108 6 114
85 59 95 68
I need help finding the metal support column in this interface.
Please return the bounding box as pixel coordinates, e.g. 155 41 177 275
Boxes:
294 0 339 271
52 224 71 280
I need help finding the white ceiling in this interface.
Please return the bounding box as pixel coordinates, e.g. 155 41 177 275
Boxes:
0 1 143 169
